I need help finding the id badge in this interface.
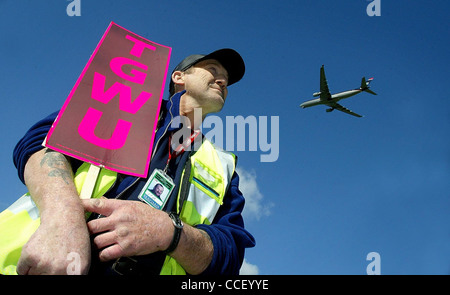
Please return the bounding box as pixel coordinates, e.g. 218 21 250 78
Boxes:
138 169 175 210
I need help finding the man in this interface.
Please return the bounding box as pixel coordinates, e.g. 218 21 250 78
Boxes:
150 183 164 201
12 48 255 275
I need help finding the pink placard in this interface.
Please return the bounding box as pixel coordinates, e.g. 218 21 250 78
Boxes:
45 22 172 177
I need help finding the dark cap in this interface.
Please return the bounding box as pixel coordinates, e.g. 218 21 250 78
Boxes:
169 48 245 95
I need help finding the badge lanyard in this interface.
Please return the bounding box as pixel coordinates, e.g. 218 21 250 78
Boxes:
164 129 201 173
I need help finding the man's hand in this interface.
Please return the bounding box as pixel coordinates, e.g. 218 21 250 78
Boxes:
17 207 91 275
83 198 214 274
82 198 173 262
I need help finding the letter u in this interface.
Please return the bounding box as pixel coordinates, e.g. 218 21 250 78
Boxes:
78 108 132 150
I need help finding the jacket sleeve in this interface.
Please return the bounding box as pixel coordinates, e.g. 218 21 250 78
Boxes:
195 171 256 275
13 111 59 184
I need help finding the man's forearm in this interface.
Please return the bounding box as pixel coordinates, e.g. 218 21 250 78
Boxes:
18 148 91 274
24 148 83 218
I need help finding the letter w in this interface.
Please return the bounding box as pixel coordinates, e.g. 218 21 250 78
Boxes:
92 72 152 114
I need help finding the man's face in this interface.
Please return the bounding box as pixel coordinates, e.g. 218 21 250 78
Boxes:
154 184 163 197
183 59 229 114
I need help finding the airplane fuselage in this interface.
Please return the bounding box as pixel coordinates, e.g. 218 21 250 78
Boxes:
300 89 362 108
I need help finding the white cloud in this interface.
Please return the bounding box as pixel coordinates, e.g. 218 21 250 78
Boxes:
236 167 270 276
239 259 259 275
236 167 273 221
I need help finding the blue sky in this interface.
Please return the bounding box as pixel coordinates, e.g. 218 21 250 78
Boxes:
1 0 449 275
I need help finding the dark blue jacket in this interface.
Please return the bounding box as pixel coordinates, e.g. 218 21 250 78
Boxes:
13 91 255 275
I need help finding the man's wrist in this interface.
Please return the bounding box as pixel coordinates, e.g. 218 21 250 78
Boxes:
164 212 183 254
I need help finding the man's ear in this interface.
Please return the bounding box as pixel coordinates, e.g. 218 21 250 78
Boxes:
171 71 185 88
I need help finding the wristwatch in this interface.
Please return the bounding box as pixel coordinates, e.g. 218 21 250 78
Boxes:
165 212 183 254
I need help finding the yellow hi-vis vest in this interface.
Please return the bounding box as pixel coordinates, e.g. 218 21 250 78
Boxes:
0 139 235 275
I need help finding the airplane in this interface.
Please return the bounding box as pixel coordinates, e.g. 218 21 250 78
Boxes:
300 65 377 117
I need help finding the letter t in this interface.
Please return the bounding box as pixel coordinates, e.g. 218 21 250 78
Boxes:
126 35 156 58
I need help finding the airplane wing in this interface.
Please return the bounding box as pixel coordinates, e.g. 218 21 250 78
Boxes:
319 65 332 100
326 102 363 118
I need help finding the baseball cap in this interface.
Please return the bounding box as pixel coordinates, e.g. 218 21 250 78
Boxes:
169 48 245 95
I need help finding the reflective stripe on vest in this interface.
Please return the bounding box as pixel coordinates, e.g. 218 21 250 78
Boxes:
178 139 235 225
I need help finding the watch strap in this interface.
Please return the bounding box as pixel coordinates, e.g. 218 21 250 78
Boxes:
165 212 183 254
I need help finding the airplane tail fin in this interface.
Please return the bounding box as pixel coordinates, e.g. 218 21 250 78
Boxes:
360 77 377 95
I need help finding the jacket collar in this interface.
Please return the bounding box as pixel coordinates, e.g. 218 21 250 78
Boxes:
155 90 186 140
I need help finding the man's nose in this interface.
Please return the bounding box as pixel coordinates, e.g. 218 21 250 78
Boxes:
216 76 228 88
